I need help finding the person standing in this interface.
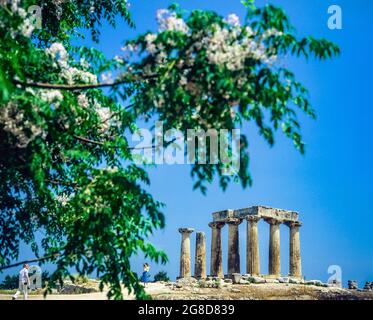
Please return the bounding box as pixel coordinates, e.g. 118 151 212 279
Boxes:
12 264 30 300
141 263 151 287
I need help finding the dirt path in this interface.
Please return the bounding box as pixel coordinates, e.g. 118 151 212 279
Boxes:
1 282 372 300
0 292 108 300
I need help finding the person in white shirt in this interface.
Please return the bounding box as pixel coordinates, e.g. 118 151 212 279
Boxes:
12 264 30 300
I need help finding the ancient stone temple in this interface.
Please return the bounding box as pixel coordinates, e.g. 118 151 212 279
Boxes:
178 206 302 279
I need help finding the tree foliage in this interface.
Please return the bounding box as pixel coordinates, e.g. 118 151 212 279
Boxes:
153 270 170 282
0 1 339 299
0 274 19 290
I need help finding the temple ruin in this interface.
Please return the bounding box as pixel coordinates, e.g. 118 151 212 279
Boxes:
178 206 302 279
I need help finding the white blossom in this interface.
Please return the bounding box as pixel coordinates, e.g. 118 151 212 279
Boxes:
77 94 90 108
105 166 119 173
156 9 169 21
101 72 113 82
155 51 167 64
96 106 112 131
45 44 98 84
204 25 246 70
262 28 283 39
245 26 254 37
144 33 157 55
10 0 21 13
46 43 69 65
60 66 97 84
16 8 27 19
121 43 138 53
263 54 278 65
202 24 277 70
156 9 189 34
19 18 34 37
40 90 64 104
114 55 124 64
7 1 34 38
179 76 188 86
0 103 44 148
80 58 90 69
56 194 70 206
226 14 240 27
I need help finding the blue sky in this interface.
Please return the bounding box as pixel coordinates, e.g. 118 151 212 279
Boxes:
3 0 373 288
126 0 373 286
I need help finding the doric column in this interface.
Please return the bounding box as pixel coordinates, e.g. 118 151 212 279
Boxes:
226 218 242 276
265 218 282 277
287 221 302 278
178 228 194 278
246 216 261 275
208 222 224 278
194 231 207 279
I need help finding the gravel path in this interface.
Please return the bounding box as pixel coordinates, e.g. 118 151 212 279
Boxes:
1 282 372 300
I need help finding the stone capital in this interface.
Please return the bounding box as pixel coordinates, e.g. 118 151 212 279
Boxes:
246 215 261 223
286 221 302 228
208 222 225 229
264 218 282 225
178 228 195 234
225 218 242 225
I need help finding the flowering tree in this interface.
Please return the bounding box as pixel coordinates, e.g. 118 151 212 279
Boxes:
0 1 339 299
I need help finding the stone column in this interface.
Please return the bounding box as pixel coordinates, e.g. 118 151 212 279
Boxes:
208 222 224 278
194 232 207 279
246 216 261 275
226 218 242 276
265 218 282 277
178 228 194 278
287 221 302 278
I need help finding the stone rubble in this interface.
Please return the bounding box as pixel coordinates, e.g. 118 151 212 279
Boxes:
57 281 99 294
363 281 373 291
289 277 302 284
348 280 358 290
170 275 333 290
241 275 265 284
328 279 342 288
161 276 373 300
277 277 290 284
231 273 241 284
265 279 280 284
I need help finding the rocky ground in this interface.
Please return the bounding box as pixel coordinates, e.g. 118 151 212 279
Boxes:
1 276 372 300
147 279 373 300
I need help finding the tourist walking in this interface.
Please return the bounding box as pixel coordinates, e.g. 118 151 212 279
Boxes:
141 263 151 287
12 264 30 300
